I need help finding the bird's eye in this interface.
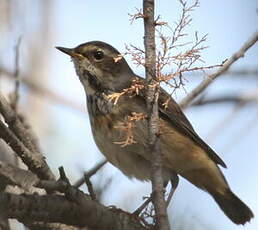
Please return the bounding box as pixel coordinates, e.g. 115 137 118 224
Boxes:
93 50 104 61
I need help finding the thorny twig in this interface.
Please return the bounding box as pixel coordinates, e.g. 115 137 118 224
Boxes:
155 15 168 27
169 0 199 49
107 77 145 104
127 0 214 95
125 45 146 67
115 0 213 151
114 112 147 147
128 8 145 24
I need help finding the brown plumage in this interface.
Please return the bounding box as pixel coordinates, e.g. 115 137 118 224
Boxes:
56 41 254 225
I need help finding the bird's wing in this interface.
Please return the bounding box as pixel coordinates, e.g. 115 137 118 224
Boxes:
158 87 227 168
135 75 226 168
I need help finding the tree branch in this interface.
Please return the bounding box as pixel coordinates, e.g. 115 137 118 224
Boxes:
0 161 39 191
0 120 55 181
0 93 40 153
180 32 258 108
0 187 146 230
10 37 22 111
190 92 258 107
0 161 148 230
74 159 107 188
143 0 170 229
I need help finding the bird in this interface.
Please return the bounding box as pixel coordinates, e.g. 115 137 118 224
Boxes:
56 41 254 225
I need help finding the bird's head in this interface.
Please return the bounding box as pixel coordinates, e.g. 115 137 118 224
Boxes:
56 41 134 93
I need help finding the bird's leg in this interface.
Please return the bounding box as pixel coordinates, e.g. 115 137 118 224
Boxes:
133 192 154 216
133 180 172 216
166 173 179 207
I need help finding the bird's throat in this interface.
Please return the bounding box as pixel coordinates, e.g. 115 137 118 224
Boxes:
80 70 106 93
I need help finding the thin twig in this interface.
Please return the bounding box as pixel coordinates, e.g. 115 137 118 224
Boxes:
225 69 258 77
84 175 96 201
191 95 256 106
206 103 246 142
10 36 22 111
134 195 153 216
58 166 71 185
221 108 258 154
73 160 107 188
180 33 258 108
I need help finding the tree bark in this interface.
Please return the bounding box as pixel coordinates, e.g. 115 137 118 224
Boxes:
143 0 170 229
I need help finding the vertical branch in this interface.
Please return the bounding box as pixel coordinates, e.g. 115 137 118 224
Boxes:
143 1 170 230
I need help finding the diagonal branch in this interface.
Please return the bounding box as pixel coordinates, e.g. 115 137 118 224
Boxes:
180 32 258 108
74 159 107 188
0 120 54 181
0 161 39 191
0 93 55 181
0 93 40 153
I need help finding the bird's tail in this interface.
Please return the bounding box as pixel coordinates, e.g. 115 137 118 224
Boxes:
212 188 254 225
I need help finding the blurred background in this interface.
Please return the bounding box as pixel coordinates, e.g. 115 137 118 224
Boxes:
0 0 257 229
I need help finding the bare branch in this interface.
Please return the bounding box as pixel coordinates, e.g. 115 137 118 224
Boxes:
225 69 258 77
125 45 146 66
0 93 41 153
74 160 107 188
0 163 77 230
143 0 170 230
0 191 147 230
0 120 54 181
10 36 22 111
191 94 258 106
0 172 147 230
83 175 96 201
221 109 258 154
169 0 199 49
180 32 258 108
206 103 246 141
128 8 145 24
0 161 39 191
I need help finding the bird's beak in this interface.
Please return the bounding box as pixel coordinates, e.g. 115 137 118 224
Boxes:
56 46 74 56
56 46 83 59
